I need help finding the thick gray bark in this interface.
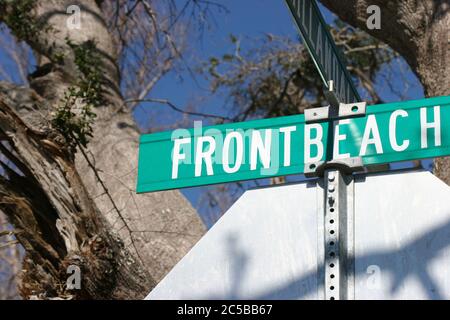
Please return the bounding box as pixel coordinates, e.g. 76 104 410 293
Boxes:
0 93 151 299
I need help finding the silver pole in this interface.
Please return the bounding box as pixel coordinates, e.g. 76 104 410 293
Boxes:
323 169 355 300
321 82 357 300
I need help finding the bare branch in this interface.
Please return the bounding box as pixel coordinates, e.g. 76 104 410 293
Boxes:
125 98 232 121
0 240 18 250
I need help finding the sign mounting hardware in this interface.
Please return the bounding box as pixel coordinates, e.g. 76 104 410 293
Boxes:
309 83 359 300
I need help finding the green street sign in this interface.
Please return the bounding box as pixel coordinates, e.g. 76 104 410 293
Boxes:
137 96 450 193
335 96 449 166
284 0 361 103
137 114 326 193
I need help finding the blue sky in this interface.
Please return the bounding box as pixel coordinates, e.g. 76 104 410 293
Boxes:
134 0 423 130
133 0 301 130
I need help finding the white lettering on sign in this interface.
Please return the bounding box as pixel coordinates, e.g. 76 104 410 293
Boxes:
420 106 441 149
333 119 351 159
250 130 272 170
168 104 446 182
389 109 410 152
360 115 383 156
304 123 324 163
280 126 296 166
172 138 191 179
222 132 244 174
195 136 216 177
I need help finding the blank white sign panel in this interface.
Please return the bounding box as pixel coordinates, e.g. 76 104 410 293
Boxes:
148 170 450 300
147 181 321 300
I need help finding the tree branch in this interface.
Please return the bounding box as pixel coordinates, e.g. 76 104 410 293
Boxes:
125 98 232 121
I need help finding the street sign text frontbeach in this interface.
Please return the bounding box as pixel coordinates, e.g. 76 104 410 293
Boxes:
284 0 361 103
137 115 326 193
137 96 450 193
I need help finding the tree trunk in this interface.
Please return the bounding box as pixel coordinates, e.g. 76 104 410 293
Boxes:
0 95 151 299
320 0 450 183
0 0 205 298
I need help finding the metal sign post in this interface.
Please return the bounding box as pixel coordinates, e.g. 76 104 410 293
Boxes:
284 0 364 298
323 168 356 300
306 82 362 300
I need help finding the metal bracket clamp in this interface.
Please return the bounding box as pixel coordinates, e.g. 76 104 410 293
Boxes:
304 106 330 123
304 102 367 123
304 157 364 178
305 80 366 123
338 102 366 119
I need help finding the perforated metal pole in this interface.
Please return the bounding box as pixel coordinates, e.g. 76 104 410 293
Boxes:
324 169 339 299
323 169 354 300
320 82 357 300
